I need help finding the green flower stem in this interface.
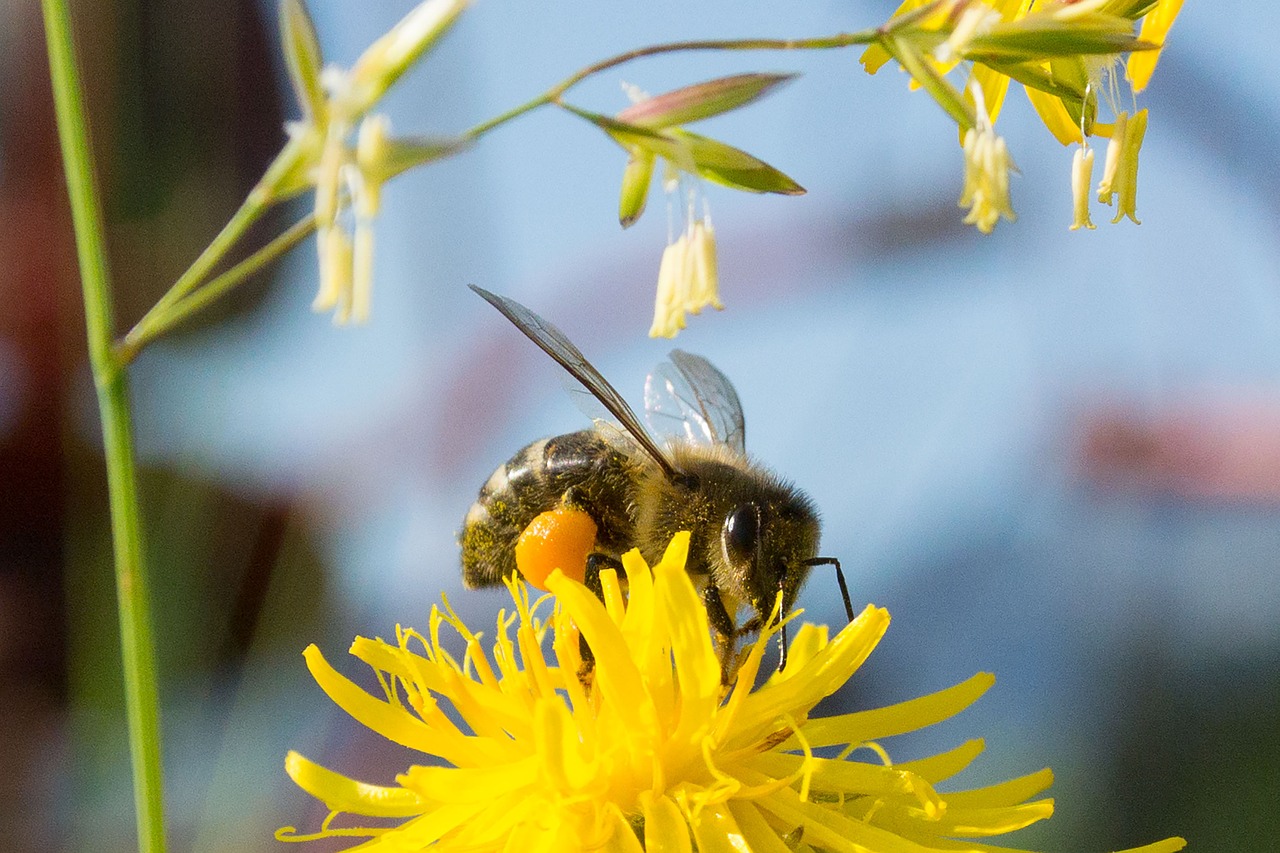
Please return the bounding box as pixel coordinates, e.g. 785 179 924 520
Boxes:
120 213 318 361
134 151 301 333
464 30 879 139
41 1 166 852
143 195 268 320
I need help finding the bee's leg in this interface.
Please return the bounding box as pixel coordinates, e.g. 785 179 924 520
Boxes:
583 551 617 596
702 585 740 684
577 552 622 686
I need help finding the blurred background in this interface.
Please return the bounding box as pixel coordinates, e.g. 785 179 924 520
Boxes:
1 0 1277 850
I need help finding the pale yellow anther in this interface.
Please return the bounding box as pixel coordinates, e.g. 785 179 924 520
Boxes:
1096 110 1128 205
351 223 374 324
313 225 353 323
331 113 391 325
1111 108 1148 224
355 114 390 218
959 121 1017 234
313 125 346 226
684 220 722 315
650 187 725 337
650 236 689 339
1070 146 1096 231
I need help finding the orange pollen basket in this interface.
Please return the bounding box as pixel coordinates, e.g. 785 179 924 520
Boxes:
514 507 598 590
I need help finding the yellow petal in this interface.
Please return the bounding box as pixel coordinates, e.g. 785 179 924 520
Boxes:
620 547 656 642
790 671 995 750
351 637 529 740
284 751 426 817
533 694 596 793
725 800 793 853
600 566 627 624
398 757 539 804
302 644 500 766
748 752 943 814
894 737 985 784
755 782 923 853
732 605 888 746
686 801 752 853
658 528 691 567
642 792 694 853
944 767 1054 809
1127 0 1184 93
864 793 1054 838
601 806 646 853
545 570 659 741
389 799 501 848
771 623 828 682
441 797 540 849
654 552 721 743
1025 86 1083 146
859 0 934 74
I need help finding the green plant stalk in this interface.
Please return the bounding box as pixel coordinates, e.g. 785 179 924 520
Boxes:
133 164 288 330
464 30 879 139
41 1 166 852
120 213 318 359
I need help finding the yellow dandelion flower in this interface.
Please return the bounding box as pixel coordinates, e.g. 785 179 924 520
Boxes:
279 532 1187 853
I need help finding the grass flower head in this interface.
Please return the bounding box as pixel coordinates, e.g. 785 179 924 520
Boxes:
860 0 1182 232
272 0 469 324
280 532 1188 853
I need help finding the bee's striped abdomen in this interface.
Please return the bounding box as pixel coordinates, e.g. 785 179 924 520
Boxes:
460 430 638 588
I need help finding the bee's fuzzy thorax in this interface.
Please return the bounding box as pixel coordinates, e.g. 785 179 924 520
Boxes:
635 441 820 620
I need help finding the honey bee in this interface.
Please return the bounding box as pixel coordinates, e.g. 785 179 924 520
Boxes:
460 285 852 668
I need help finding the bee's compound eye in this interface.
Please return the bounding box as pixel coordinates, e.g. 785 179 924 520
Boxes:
515 507 598 591
723 503 761 566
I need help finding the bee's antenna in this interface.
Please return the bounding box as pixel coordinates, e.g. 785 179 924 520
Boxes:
803 556 854 623
777 579 788 674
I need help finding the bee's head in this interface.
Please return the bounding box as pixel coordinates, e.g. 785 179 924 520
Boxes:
719 491 820 624
722 496 855 672
651 447 826 632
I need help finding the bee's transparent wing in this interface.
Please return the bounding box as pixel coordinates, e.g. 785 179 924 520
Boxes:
564 380 655 462
645 349 746 454
470 285 682 480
